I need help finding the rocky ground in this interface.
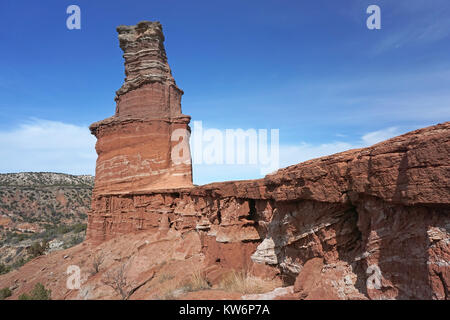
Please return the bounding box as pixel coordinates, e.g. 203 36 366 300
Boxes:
0 229 287 300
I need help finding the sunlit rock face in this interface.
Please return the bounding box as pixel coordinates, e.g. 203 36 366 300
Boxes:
89 21 192 195
87 93 450 301
84 20 450 301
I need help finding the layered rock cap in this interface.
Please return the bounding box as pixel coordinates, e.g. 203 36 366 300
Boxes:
115 21 181 101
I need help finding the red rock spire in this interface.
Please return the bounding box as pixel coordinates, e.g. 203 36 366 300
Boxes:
89 21 192 195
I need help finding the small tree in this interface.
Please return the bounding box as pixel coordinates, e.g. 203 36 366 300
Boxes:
0 287 12 300
90 252 105 275
18 283 51 300
102 263 134 300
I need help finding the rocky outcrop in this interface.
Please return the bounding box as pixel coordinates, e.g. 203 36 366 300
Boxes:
87 121 450 300
89 21 192 195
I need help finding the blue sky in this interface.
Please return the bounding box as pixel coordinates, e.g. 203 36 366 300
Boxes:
0 0 449 184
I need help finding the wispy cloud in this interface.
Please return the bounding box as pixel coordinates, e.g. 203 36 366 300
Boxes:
361 127 400 145
277 126 407 169
283 66 450 126
0 119 96 175
372 1 450 54
279 142 357 168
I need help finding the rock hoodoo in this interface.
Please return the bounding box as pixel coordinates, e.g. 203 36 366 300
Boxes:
89 21 192 195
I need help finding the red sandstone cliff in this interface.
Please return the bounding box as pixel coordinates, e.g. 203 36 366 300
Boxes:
85 121 450 300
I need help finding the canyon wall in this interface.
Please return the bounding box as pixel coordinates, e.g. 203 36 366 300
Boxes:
87 119 450 299
86 21 449 300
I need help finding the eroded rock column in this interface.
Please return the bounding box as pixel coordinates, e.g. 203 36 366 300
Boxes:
89 21 192 195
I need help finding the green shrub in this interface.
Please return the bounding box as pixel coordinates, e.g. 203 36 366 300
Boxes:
72 223 87 233
0 263 11 275
12 257 31 269
63 235 83 249
27 240 49 257
16 233 31 242
56 224 71 234
18 283 51 300
0 287 12 300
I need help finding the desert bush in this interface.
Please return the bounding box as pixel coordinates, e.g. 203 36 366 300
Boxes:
0 263 11 275
102 263 134 300
16 233 31 242
72 223 87 233
56 224 72 234
0 287 12 300
66 235 83 247
90 252 105 275
12 257 30 269
18 283 51 300
27 240 49 257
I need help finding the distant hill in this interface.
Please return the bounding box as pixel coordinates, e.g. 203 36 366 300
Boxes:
0 172 94 188
0 172 94 273
0 172 94 227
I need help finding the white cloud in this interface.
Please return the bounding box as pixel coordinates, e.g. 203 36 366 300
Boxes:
0 119 96 175
278 126 407 171
361 127 400 145
279 142 358 168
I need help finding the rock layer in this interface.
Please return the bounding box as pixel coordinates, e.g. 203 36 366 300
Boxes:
87 121 450 300
89 21 192 195
85 20 450 300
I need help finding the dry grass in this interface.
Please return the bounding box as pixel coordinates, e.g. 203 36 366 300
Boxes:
218 270 271 294
182 270 210 292
158 273 175 284
158 290 177 300
153 270 210 300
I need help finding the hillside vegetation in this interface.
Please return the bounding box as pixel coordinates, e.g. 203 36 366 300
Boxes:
0 172 94 274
